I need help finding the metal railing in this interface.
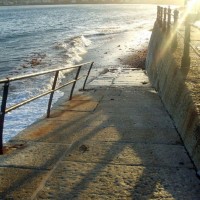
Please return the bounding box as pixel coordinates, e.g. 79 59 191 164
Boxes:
189 24 200 57
0 61 94 154
157 6 200 68
157 6 179 33
178 14 200 68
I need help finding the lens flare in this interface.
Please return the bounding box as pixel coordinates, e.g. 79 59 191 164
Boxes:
157 2 196 64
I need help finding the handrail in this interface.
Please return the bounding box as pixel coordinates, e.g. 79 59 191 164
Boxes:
190 42 200 57
157 5 200 67
157 6 179 33
177 30 200 57
5 79 79 114
0 62 91 84
0 61 94 154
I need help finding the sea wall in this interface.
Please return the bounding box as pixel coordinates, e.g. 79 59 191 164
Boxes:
146 22 200 171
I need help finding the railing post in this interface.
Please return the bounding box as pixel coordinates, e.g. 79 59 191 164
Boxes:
47 71 59 118
172 9 179 50
69 66 82 100
163 7 167 32
181 15 191 69
160 7 163 28
157 6 160 23
0 81 9 154
167 7 171 33
174 9 179 26
83 62 94 91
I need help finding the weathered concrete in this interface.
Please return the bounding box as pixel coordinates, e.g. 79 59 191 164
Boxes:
0 69 200 199
146 22 200 171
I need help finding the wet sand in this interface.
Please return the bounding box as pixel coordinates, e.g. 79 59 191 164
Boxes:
82 29 152 72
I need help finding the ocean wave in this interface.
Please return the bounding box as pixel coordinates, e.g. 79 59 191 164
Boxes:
54 35 91 65
83 27 129 39
3 34 91 103
1 34 93 143
7 35 91 77
84 32 107 38
55 35 91 51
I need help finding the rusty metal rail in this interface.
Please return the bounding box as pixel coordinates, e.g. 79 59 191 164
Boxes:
0 61 94 154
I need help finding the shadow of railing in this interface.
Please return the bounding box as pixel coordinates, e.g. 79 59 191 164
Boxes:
0 71 199 199
27 85 196 199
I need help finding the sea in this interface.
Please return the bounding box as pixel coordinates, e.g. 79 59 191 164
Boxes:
0 4 157 143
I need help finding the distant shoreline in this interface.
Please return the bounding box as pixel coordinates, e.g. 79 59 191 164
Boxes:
0 4 162 7
0 1 183 7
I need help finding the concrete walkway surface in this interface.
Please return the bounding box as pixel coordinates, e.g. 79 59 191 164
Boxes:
0 68 200 199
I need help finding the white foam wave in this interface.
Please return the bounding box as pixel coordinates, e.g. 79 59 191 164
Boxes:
55 35 91 64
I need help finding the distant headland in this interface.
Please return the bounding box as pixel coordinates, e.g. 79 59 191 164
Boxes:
0 0 183 6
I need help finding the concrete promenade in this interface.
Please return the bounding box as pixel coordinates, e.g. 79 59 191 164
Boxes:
0 68 200 199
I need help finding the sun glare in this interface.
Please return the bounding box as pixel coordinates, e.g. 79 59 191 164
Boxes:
157 0 198 66
186 0 200 13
